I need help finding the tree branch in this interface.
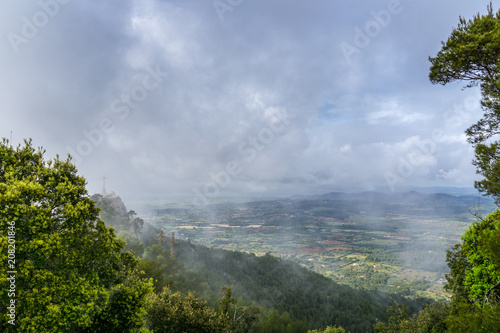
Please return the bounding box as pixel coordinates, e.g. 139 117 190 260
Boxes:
483 281 500 306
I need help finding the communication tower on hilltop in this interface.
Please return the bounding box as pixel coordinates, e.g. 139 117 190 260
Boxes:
101 176 107 195
157 230 178 257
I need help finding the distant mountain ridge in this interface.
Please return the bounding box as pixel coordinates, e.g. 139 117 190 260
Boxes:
276 190 496 221
389 186 482 196
312 191 493 205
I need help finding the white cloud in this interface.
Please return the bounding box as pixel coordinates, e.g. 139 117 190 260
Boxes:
340 144 351 153
367 99 433 125
0 0 492 201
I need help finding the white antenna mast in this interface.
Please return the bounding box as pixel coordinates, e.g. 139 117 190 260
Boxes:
102 176 107 195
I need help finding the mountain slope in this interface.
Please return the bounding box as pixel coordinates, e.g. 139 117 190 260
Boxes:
174 241 431 332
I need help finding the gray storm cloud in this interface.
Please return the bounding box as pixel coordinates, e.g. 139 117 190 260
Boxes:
0 0 492 203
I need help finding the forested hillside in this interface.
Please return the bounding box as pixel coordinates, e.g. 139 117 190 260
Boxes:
92 192 431 332
175 242 432 331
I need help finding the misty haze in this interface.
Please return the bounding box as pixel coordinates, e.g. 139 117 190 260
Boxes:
2 1 500 332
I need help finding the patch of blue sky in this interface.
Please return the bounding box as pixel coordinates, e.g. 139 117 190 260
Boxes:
315 102 358 126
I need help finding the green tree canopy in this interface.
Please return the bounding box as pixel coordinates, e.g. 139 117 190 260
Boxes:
445 211 500 305
372 6 500 331
0 139 152 332
429 3 500 201
380 210 500 332
146 287 231 333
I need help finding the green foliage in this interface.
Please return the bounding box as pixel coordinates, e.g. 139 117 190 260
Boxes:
376 209 500 332
429 3 500 201
126 210 145 238
482 223 500 267
373 304 412 333
146 287 230 333
229 297 261 333
218 286 260 333
445 301 500 332
374 303 450 333
472 143 500 201
118 231 145 257
443 211 500 306
375 301 500 332
218 286 237 324
459 211 500 303
139 244 211 299
421 5 500 329
429 3 500 90
410 303 450 333
444 243 471 302
175 243 431 332
85 275 153 333
308 325 345 333
138 257 173 293
258 309 308 333
0 139 151 332
92 195 145 237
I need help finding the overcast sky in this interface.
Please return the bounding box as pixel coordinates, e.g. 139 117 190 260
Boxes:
0 0 494 204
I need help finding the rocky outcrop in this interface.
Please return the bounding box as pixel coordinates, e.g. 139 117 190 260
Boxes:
92 193 128 216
